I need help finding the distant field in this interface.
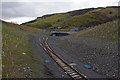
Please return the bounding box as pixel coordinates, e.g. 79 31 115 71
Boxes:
72 20 118 42
2 23 44 78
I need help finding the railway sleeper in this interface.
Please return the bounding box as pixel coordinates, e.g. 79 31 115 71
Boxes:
63 66 69 69
69 72 77 76
50 53 55 57
67 71 75 74
72 75 80 78
59 62 65 65
56 59 61 62
67 70 71 72
74 76 82 79
61 64 66 67
64 68 73 71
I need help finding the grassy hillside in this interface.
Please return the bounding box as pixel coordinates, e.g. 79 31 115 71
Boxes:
22 8 95 29
22 6 118 30
2 21 42 33
1 22 44 78
57 7 118 27
72 19 118 42
24 13 70 29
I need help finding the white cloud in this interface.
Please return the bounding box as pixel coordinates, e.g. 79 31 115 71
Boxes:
1 0 119 24
1 0 73 2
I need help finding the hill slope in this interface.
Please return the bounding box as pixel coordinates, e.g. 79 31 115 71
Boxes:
22 8 95 29
22 6 118 30
58 7 118 27
1 21 45 78
2 21 42 33
72 19 118 42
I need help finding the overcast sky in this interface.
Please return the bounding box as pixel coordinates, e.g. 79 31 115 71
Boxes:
0 0 119 24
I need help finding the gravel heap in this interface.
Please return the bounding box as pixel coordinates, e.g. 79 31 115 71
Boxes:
52 36 119 78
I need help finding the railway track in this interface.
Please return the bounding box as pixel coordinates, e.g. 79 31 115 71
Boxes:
38 37 87 80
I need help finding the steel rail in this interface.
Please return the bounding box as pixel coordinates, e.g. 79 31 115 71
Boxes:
44 38 87 80
38 37 87 80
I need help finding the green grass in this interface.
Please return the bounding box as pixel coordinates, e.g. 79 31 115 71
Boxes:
26 13 70 29
3 21 42 33
23 7 118 30
73 19 118 42
2 22 44 78
57 12 97 27
57 8 118 27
